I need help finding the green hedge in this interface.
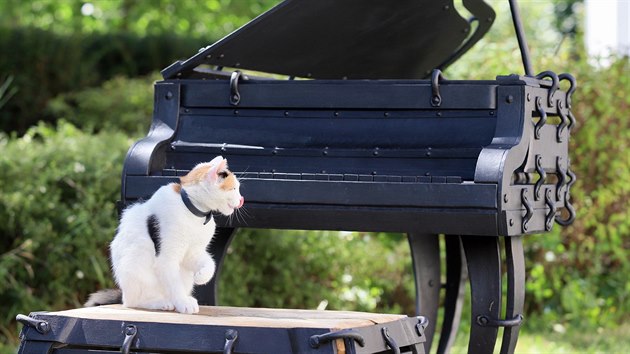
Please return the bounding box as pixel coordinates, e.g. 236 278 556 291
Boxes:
0 26 208 133
0 122 130 348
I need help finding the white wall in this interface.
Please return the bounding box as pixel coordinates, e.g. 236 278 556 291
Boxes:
585 0 630 60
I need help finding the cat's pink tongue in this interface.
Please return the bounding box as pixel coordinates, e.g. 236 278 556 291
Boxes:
237 197 244 208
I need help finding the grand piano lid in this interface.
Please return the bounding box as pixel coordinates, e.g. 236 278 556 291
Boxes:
162 0 495 80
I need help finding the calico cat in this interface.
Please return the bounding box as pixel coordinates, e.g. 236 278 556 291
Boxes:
85 156 244 314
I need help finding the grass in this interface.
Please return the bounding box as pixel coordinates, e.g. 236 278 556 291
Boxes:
444 322 630 354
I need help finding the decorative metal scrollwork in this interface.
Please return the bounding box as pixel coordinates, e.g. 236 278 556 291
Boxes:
556 157 566 201
430 69 446 107
558 73 576 110
121 325 138 354
559 73 577 131
229 70 243 106
545 188 556 231
535 71 559 107
556 159 576 226
224 329 238 354
556 100 568 142
534 97 547 139
521 188 533 232
381 327 401 354
534 154 546 201
309 329 365 348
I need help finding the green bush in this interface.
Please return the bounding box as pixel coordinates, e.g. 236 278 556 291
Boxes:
46 74 157 135
0 26 208 133
219 230 415 315
0 121 131 348
523 57 630 329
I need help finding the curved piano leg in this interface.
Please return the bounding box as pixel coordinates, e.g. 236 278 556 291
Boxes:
437 235 467 354
407 233 441 352
461 236 502 354
194 227 237 305
500 236 525 354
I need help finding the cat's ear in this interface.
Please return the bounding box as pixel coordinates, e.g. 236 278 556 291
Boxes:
205 158 227 183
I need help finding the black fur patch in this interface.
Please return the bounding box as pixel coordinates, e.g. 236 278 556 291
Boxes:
147 214 161 256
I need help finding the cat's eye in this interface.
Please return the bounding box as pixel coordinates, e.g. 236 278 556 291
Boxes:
218 171 229 178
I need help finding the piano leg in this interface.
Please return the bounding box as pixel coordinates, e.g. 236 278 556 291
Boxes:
407 233 441 353
194 227 237 305
499 236 525 354
461 236 502 354
436 235 467 354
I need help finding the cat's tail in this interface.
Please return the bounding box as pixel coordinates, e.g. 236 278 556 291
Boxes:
84 289 122 307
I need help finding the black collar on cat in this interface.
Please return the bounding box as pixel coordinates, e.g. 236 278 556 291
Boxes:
180 187 216 225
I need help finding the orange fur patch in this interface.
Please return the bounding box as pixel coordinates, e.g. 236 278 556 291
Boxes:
180 166 212 185
220 173 237 190
179 164 235 188
171 183 182 193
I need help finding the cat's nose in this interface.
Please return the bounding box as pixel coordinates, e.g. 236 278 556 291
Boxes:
237 196 244 208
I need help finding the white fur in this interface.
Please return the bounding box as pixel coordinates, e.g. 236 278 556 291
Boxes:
110 156 243 314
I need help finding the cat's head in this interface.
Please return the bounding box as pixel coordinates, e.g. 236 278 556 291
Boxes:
179 156 244 216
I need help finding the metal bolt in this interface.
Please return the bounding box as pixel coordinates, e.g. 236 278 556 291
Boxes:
384 112 389 117
506 95 514 103
37 322 50 334
436 111 442 117
165 91 173 100
527 93 531 101
334 111 339 117
477 316 490 326
184 108 190 113
234 110 239 115
226 329 238 340
509 219 514 227
489 111 494 116
443 5 450 10
431 96 441 105
504 194 509 203
284 111 289 117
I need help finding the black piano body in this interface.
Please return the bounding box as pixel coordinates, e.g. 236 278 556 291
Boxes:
122 74 574 236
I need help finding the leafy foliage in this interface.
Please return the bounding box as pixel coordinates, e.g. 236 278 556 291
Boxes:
219 231 415 314
0 0 278 39
0 122 131 347
0 27 207 133
46 74 158 135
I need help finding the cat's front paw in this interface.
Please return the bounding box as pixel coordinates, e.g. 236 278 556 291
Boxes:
194 264 216 285
173 296 199 314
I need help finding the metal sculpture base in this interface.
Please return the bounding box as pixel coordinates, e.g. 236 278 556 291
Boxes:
202 230 525 354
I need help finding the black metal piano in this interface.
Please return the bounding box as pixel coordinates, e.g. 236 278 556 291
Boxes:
118 0 577 353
